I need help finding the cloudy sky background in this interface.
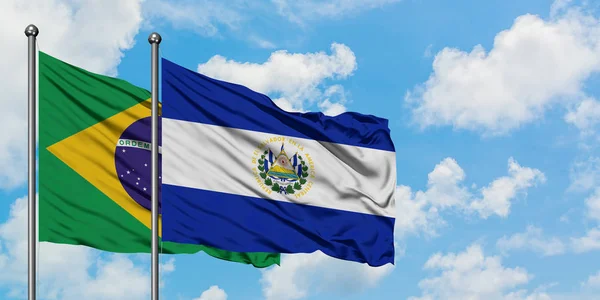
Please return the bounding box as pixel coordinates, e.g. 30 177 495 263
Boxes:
2 0 600 299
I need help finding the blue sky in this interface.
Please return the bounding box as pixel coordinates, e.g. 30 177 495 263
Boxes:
2 0 600 299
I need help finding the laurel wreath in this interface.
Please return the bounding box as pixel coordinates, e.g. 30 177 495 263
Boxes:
257 149 309 194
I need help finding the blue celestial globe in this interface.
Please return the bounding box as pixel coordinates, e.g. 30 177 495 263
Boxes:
114 116 162 213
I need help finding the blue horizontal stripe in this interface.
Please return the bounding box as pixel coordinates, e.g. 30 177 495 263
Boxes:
161 184 395 267
161 58 395 152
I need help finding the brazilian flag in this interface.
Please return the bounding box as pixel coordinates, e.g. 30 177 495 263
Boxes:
38 51 280 267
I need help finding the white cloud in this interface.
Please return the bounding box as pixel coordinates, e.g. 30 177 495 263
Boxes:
197 43 356 112
160 257 175 273
0 196 165 300
248 35 277 49
272 98 306 113
259 251 394 300
194 285 228 300
143 1 400 46
504 289 552 300
143 0 244 37
405 5 600 135
65 255 150 300
585 188 600 222
272 0 401 25
317 85 348 116
423 44 434 58
469 158 546 219
409 243 534 300
496 225 566 257
571 228 600 253
569 156 600 192
564 97 600 136
394 185 445 239
569 187 600 254
582 270 600 289
550 0 574 18
395 157 545 238
318 99 347 116
423 157 473 209
159 257 176 289
0 0 145 189
394 157 469 239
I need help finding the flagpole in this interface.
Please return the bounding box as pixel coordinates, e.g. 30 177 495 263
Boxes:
25 24 39 300
149 32 162 300
24 24 39 300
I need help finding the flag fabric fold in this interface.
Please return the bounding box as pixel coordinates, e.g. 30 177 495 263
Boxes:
160 57 397 267
38 51 280 268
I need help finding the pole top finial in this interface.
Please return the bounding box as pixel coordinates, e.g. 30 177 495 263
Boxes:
24 24 39 37
148 32 162 44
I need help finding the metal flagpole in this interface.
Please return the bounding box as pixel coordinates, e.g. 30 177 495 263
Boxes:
25 24 39 300
149 32 162 300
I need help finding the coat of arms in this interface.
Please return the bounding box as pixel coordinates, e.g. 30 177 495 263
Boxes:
255 142 311 195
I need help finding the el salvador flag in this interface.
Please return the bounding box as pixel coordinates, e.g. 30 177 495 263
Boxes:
160 58 397 267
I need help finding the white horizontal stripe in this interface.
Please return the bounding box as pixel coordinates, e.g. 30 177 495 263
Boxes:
162 118 396 218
